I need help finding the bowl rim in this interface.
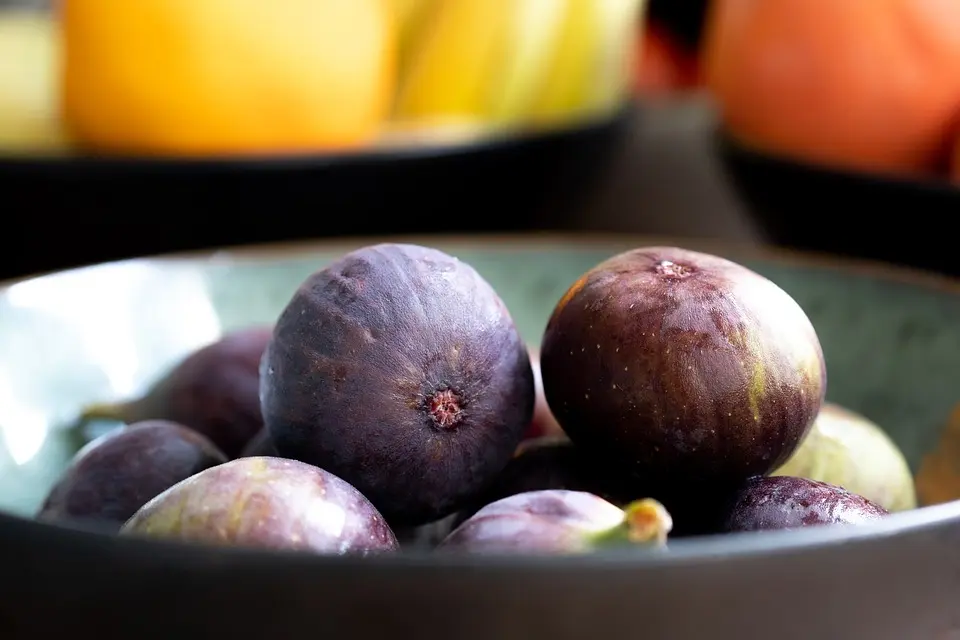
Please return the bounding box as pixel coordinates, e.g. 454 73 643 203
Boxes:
0 106 632 172
3 231 958 567
715 127 960 196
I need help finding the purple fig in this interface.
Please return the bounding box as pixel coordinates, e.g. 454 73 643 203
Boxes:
722 475 889 533
438 489 672 554
540 246 826 490
260 243 535 527
37 420 227 530
121 457 398 555
80 326 272 458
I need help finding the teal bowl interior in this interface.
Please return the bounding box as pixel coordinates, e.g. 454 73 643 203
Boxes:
0 235 958 534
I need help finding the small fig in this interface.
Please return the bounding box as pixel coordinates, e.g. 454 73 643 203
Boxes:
80 326 272 458
773 402 916 512
722 475 889 533
438 490 672 554
121 457 398 555
37 420 227 530
540 246 826 490
260 243 535 527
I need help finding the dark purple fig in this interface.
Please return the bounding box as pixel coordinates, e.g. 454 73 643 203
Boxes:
80 326 273 458
37 420 227 530
540 246 826 490
240 428 278 458
722 475 889 533
120 457 398 555
260 243 535 527
438 490 672 554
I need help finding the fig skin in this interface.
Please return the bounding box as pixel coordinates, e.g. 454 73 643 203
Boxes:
722 475 889 533
121 457 398 555
260 243 535 527
773 402 916 512
80 325 273 458
540 246 827 489
438 489 672 554
37 420 227 530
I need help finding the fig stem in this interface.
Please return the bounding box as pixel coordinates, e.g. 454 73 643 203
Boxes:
587 498 673 549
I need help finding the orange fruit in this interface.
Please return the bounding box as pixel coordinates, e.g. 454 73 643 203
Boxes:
701 0 960 177
633 21 701 96
62 0 396 156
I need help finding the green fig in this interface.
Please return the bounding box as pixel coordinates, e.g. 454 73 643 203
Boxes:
772 402 916 512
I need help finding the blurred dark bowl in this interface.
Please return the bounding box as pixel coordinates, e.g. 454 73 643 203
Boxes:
1 108 632 278
716 130 960 276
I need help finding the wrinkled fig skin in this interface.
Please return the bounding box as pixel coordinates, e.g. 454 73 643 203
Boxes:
37 420 227 530
540 247 827 488
439 490 628 554
121 457 398 555
722 475 889 533
773 402 917 512
240 428 279 458
261 244 536 527
82 326 273 458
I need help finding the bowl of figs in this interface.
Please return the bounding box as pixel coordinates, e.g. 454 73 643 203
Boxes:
0 235 958 639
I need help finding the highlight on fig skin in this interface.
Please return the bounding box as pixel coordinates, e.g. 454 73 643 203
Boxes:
120 457 399 556
540 245 827 491
260 243 535 528
438 489 673 554
721 475 889 534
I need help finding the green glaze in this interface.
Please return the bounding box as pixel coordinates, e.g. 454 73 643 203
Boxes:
0 236 957 519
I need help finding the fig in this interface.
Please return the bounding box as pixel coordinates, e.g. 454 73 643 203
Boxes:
438 489 672 554
37 420 227 530
80 326 272 458
773 402 916 512
722 475 889 533
523 347 564 441
540 246 826 491
260 243 535 527
240 428 279 458
121 457 398 555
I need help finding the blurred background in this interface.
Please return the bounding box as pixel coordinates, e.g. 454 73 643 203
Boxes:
1 0 957 277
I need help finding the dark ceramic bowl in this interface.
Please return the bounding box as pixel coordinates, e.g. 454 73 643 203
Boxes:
0 109 631 278
1 234 958 639
716 131 960 276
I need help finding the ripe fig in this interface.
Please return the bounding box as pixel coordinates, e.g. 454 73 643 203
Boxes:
523 347 564 441
240 428 278 458
80 326 272 458
540 246 826 491
773 402 916 512
37 420 227 530
722 475 889 533
121 457 398 555
438 490 672 554
260 243 535 527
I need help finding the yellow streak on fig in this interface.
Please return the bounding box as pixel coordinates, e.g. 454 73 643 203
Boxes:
747 358 766 424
